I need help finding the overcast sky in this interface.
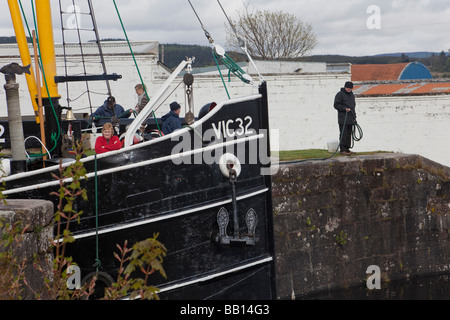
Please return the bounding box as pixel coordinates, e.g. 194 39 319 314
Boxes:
2 0 450 57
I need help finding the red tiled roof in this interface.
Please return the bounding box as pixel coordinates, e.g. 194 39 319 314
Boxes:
410 83 450 94
354 84 406 95
354 82 450 96
351 63 409 81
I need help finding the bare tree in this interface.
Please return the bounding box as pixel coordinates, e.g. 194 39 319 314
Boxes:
225 4 317 60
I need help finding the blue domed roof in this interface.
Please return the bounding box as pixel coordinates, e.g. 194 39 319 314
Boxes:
399 62 432 80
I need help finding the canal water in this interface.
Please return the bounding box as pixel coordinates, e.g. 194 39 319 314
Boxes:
299 273 450 300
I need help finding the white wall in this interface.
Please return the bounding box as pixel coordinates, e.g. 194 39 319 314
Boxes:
356 95 450 166
189 73 450 168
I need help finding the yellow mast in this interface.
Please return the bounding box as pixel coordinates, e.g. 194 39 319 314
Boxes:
8 0 63 158
34 0 60 100
7 0 40 123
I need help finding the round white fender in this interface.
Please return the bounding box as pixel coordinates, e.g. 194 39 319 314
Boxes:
219 153 241 178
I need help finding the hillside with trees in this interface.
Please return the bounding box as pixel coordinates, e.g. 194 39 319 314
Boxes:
159 43 246 69
0 36 31 43
299 50 450 78
160 44 450 78
1 36 448 78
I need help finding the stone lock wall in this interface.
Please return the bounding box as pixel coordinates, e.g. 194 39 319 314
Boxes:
272 153 450 299
0 199 54 299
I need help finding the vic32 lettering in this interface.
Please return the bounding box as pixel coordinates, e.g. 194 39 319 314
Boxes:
211 116 254 139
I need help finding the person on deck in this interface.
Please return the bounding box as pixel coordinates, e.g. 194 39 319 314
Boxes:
95 122 122 154
333 81 356 156
161 102 182 135
134 84 150 114
90 96 132 121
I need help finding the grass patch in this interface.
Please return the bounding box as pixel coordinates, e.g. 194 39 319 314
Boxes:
276 149 392 161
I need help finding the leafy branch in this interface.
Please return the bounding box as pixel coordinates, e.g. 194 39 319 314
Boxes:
0 136 167 299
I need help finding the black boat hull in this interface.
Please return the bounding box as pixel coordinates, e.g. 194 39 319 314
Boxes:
2 87 276 299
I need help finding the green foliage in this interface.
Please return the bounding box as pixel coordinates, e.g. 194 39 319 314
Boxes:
425 51 450 77
335 230 348 246
104 235 167 300
277 149 392 161
0 36 31 44
0 219 28 300
0 135 166 300
300 54 405 65
306 217 316 231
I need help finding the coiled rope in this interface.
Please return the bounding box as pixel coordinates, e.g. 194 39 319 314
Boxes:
281 111 363 164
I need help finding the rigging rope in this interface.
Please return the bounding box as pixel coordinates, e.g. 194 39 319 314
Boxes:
112 0 150 103
93 153 101 272
189 0 252 98
213 53 231 99
18 0 61 158
188 0 214 44
216 0 264 83
112 0 163 136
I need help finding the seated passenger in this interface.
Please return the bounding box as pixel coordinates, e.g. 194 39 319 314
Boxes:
95 122 122 154
91 96 132 121
134 84 150 114
161 102 182 135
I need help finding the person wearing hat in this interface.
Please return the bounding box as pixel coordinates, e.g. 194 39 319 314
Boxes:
161 101 182 135
90 96 132 121
333 81 356 155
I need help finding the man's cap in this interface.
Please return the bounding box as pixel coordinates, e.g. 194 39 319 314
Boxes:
107 96 115 105
170 101 181 111
344 81 354 89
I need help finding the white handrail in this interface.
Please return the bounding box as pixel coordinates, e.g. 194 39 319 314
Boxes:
123 59 191 147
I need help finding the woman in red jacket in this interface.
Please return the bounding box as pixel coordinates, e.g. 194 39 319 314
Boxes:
95 122 121 154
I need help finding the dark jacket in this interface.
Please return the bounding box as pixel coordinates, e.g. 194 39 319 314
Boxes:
161 110 181 135
91 100 130 119
334 88 356 125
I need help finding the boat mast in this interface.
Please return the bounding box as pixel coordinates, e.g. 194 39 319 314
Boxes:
35 0 63 158
7 0 40 123
35 0 60 100
8 0 63 158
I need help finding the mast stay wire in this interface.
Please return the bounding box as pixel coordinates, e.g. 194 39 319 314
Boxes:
215 0 264 83
188 0 255 98
188 0 215 45
16 0 61 157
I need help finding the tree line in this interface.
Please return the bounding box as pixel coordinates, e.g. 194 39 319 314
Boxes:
2 35 448 78
299 51 450 78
